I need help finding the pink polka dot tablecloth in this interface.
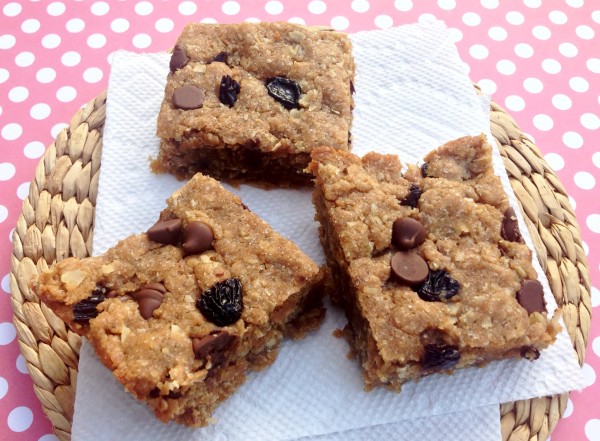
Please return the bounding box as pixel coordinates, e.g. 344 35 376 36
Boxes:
0 1 598 440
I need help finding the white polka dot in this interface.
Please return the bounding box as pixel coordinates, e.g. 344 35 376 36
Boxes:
244 17 260 23
21 18 41 33
480 0 499 9
437 0 455 10
523 0 541 7
87 33 106 49
38 435 60 441
265 1 283 15
563 131 583 149
0 377 7 399
552 94 572 110
24 141 45 159
155 18 174 33
566 0 583 8
532 25 551 40
548 10 568 24
533 114 553 131
132 33 152 49
496 59 516 75
16 182 30 200
574 171 595 190
581 113 600 130
36 67 56 83
1 123 22 141
514 43 534 58
576 24 595 40
0 68 8 84
7 406 33 432
111 18 130 33
0 205 8 223
352 0 370 13
15 355 27 374
330 16 350 31
222 1 241 15
61 50 81 66
448 27 463 43
375 14 394 29
0 322 16 345
0 163 16 181
462 12 481 26
569 76 589 92
558 42 578 58
394 0 413 11
0 34 16 49
488 26 507 41
582 363 596 386
134 1 153 15
30 103 51 120
46 2 65 16
593 10 600 24
200 17 218 24
288 17 306 25
593 152 600 169
587 58 600 74
469 44 489 60
506 11 524 25
8 86 29 103
544 153 564 171
587 214 600 233
91 1 109 15
3 2 22 16
51 123 68 138
505 95 525 112
15 52 35 67
542 58 561 74
66 18 85 33
1 273 10 293
418 13 438 24
56 86 76 102
178 1 197 15
83 67 103 83
568 195 577 210
477 78 496 95
563 398 574 418
591 286 600 308
41 33 61 49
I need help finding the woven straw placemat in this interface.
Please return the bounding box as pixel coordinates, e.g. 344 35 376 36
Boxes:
10 90 591 441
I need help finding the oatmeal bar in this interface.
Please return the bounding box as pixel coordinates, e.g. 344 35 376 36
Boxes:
33 173 325 426
309 135 560 390
153 22 355 186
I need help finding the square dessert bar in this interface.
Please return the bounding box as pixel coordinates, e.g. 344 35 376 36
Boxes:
34 173 325 426
309 135 560 390
154 22 355 186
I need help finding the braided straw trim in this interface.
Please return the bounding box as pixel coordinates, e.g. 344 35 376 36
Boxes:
10 92 590 441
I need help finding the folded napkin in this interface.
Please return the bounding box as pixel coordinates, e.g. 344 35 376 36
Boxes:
72 21 585 441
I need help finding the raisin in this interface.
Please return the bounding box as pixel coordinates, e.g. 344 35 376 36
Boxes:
414 269 460 302
73 286 107 322
265 77 301 110
212 51 229 64
350 80 355 94
219 75 240 108
420 163 429 178
197 278 243 326
422 343 460 371
399 184 423 208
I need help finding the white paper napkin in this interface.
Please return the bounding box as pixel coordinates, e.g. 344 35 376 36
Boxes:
73 21 586 441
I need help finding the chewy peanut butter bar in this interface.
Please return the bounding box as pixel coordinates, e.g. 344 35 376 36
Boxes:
34 173 325 426
309 135 560 390
153 22 355 186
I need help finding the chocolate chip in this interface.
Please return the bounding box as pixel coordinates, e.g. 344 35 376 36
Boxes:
520 345 541 361
219 75 240 107
169 45 189 72
265 77 301 110
390 251 429 285
422 343 460 371
399 184 423 208
212 51 229 64
132 284 166 319
182 221 214 255
501 207 522 242
420 163 429 178
147 218 182 245
414 269 460 302
172 85 205 110
350 80 355 94
197 278 243 326
516 280 546 314
192 331 236 360
149 388 160 398
73 285 107 322
392 218 426 251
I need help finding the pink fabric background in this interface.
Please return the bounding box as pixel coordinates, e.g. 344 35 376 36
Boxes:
0 1 598 440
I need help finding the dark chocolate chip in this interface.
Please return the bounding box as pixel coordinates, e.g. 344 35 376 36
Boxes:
501 207 522 242
390 251 429 285
147 218 182 245
392 218 427 251
520 345 541 361
73 285 107 322
149 388 160 398
422 343 460 371
420 163 429 178
172 85 205 110
414 269 460 302
166 390 182 399
399 184 423 208
192 331 236 360
132 284 166 319
348 131 352 145
197 278 243 326
219 75 240 107
182 221 214 255
212 51 229 64
265 77 301 110
350 80 355 94
516 279 546 314
169 45 189 72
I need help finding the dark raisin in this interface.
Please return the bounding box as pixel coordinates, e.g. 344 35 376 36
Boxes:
520 345 541 361
420 163 429 178
399 184 423 208
422 343 460 371
219 75 241 107
413 269 460 302
350 80 355 94
73 285 107 322
196 278 243 326
348 131 352 145
265 77 301 110
149 388 160 398
212 51 229 64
